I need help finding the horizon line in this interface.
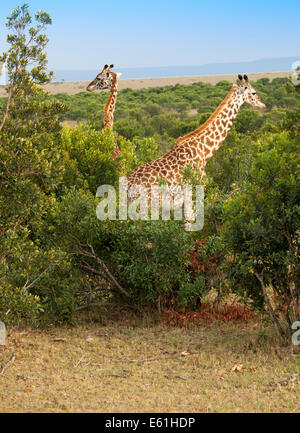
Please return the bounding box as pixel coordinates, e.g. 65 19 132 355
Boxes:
49 56 300 72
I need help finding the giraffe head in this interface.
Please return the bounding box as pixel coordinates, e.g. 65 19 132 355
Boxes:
237 74 266 109
86 64 122 92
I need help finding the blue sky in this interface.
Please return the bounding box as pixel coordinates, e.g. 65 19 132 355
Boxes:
0 0 299 69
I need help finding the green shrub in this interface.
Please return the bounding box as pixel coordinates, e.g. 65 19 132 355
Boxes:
60 125 119 192
0 285 42 326
112 220 209 309
223 132 300 338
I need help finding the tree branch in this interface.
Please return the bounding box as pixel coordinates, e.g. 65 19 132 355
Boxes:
22 263 57 291
76 240 129 297
254 270 286 338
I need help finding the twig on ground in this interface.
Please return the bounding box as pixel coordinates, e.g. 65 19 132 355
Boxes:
277 373 299 386
131 356 162 363
0 353 16 376
16 374 38 381
74 355 85 368
164 374 188 381
104 373 128 378
269 373 299 387
129 351 190 363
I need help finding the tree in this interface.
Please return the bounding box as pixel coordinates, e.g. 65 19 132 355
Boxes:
0 4 67 134
0 4 136 323
0 4 72 324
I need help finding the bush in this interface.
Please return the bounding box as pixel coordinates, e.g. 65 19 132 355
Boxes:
60 125 119 192
0 285 42 326
223 132 300 338
112 220 210 309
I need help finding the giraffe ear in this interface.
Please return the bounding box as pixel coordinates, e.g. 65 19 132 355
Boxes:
238 74 243 81
116 72 122 78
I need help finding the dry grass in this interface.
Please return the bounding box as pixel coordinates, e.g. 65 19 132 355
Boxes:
0 316 299 413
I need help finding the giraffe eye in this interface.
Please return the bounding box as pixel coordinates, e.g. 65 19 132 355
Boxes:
252 92 256 95
106 73 110 77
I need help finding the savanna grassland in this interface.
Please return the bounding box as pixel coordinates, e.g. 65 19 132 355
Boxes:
0 70 289 98
1 316 300 413
0 4 299 413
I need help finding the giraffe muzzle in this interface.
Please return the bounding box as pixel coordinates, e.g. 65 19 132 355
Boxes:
86 83 96 92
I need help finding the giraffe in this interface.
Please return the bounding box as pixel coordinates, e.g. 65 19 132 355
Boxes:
87 64 122 159
126 75 266 195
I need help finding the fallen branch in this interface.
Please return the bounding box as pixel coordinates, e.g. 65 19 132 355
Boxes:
0 353 15 376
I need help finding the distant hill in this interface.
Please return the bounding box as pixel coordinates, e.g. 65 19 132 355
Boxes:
52 56 299 82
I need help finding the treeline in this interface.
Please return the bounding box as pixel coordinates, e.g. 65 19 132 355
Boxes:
52 77 299 141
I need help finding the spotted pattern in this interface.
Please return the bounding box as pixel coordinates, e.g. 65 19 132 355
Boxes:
127 76 266 192
86 64 121 158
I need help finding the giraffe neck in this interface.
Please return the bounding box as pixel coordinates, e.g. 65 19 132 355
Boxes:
176 85 243 165
103 75 121 158
103 75 118 129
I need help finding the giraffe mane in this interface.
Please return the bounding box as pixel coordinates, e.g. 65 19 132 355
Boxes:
175 84 239 145
104 73 118 124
